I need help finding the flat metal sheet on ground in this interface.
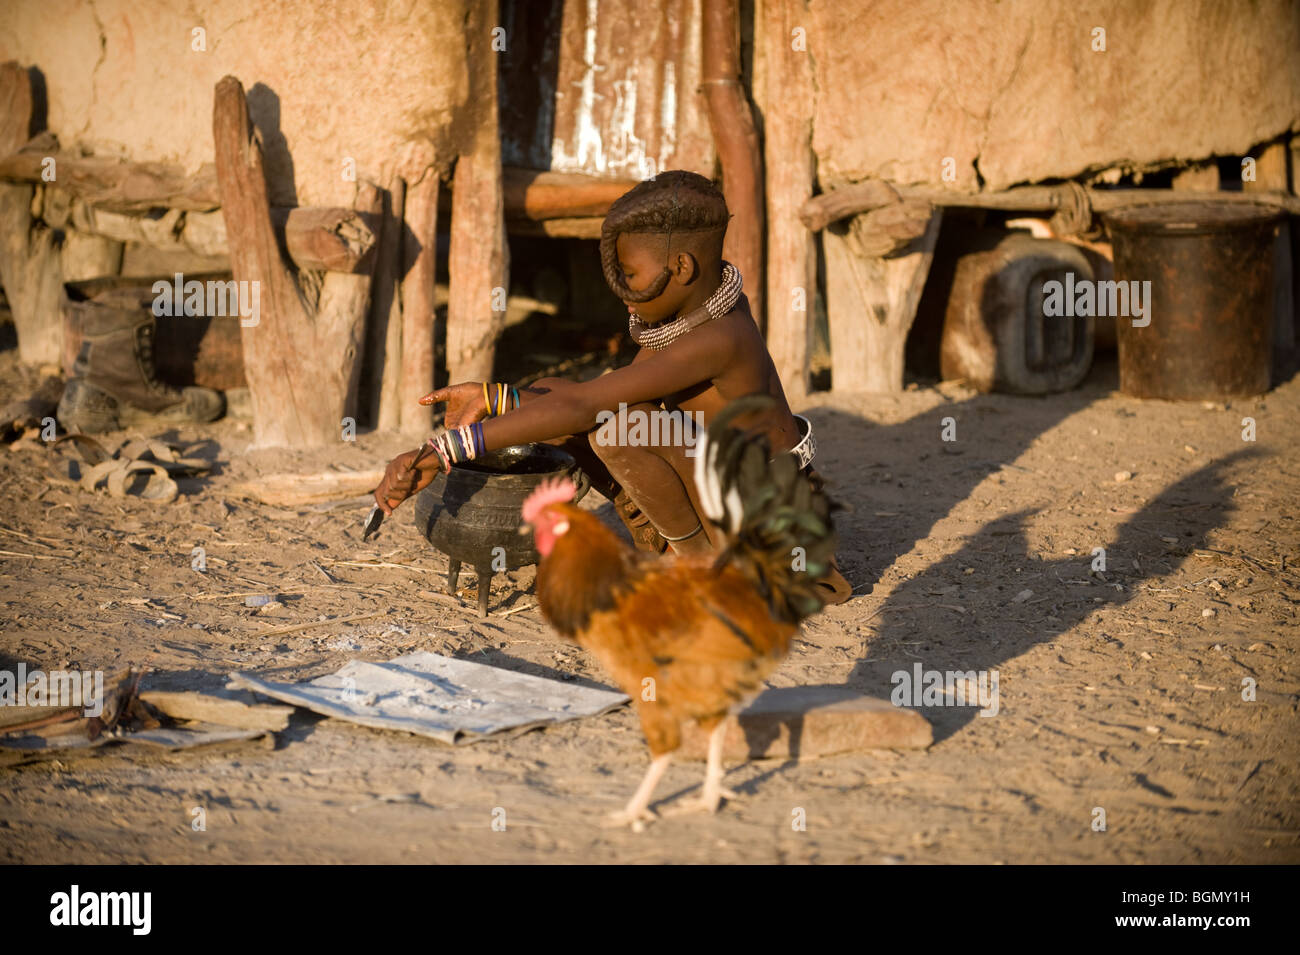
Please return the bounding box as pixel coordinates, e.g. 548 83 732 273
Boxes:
229 651 629 745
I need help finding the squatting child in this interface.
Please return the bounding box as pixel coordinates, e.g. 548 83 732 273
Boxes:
373 170 850 603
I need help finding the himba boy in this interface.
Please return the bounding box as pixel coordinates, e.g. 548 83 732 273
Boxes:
374 170 851 603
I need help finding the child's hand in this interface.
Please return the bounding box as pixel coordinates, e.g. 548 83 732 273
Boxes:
421 382 488 429
373 447 443 515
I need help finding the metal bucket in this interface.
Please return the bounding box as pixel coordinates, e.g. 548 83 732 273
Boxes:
1105 201 1284 400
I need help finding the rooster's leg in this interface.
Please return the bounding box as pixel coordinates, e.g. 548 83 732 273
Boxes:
666 721 739 815
602 754 671 831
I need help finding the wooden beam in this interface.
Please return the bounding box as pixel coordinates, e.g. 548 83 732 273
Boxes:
760 0 817 398
212 74 378 448
0 149 220 213
802 180 1300 232
501 167 635 220
65 200 375 273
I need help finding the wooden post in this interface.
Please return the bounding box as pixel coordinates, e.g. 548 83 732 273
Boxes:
760 0 817 399
361 177 406 431
0 62 62 367
702 0 765 328
1244 140 1294 376
445 0 508 384
400 172 438 433
824 210 942 392
212 75 379 448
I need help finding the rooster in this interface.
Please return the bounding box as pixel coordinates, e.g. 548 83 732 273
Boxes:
520 395 836 828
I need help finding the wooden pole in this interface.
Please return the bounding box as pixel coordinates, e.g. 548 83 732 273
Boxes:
702 0 765 328
445 0 508 384
760 0 817 398
400 172 438 434
0 63 64 367
362 177 406 431
1243 140 1294 376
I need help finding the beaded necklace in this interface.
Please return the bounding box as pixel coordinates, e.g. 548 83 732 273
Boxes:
628 261 742 351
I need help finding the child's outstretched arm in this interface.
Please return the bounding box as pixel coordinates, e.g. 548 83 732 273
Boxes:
373 324 733 513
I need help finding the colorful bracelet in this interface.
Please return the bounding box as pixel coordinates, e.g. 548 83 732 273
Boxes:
482 382 520 417
426 421 486 469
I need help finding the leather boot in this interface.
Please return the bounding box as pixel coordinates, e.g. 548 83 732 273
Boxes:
58 288 224 433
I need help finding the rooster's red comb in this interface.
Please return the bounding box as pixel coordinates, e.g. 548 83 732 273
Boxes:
521 476 577 525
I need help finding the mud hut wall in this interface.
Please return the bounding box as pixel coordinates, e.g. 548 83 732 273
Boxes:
803 0 1300 192
0 0 474 207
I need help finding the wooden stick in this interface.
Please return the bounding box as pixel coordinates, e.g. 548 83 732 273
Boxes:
251 612 384 638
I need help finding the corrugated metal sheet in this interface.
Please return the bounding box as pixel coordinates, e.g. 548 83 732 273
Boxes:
499 0 715 179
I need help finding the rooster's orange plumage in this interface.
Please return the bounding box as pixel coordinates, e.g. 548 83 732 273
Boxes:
521 396 836 828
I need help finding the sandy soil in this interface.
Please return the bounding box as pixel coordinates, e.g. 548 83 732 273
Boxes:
1 350 1296 865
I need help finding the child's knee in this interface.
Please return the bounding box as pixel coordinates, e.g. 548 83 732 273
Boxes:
591 401 660 465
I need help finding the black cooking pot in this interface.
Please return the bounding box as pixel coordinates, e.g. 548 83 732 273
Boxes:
413 444 589 615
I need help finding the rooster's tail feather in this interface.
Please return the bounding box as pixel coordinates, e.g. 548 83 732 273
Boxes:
693 395 836 624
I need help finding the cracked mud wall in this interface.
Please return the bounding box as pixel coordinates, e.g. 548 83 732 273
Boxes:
807 0 1300 190
0 0 473 204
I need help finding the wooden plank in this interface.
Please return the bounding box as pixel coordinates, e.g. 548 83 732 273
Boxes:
824 209 942 392
760 0 817 399
139 691 294 731
228 469 387 506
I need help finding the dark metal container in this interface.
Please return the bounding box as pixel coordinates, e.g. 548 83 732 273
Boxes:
413 444 588 616
1106 201 1284 400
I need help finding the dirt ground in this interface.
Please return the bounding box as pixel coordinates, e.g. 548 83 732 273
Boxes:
1 346 1297 865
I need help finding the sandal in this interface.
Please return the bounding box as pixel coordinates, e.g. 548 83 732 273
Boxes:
47 433 202 503
612 489 668 554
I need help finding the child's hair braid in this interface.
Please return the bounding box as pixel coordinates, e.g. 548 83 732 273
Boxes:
600 170 730 302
